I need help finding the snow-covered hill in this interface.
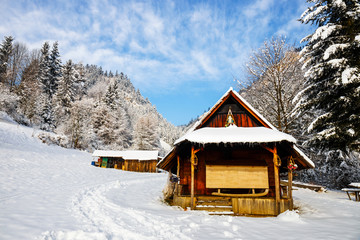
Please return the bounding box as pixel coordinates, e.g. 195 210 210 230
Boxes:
1 117 360 240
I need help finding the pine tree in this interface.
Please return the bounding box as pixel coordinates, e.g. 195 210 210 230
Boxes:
299 0 360 152
66 99 90 149
38 42 51 97
103 80 119 110
92 102 116 147
113 106 132 149
49 41 61 97
38 42 56 130
54 59 75 122
134 114 159 150
73 63 86 100
0 36 14 84
39 95 56 131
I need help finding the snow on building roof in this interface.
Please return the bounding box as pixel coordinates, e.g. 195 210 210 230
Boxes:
175 126 296 145
92 150 158 161
158 88 314 169
293 145 315 168
186 88 314 168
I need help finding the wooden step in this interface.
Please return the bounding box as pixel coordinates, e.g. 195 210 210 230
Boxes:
195 205 233 212
194 196 234 213
196 196 231 201
209 212 235 216
196 199 232 206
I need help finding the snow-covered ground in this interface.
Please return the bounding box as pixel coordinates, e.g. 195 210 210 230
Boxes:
1 117 360 240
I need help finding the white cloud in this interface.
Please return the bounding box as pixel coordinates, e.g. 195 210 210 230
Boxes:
191 50 218 76
243 0 274 18
0 0 314 95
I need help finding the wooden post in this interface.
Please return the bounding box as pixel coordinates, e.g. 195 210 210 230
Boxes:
177 155 180 177
273 145 280 215
190 146 195 210
288 168 293 210
176 155 180 196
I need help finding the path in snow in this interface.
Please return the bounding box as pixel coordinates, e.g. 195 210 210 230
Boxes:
1 117 360 240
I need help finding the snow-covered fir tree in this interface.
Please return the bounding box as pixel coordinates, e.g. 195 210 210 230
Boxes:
39 94 56 131
49 41 61 98
103 80 119 110
73 63 86 100
298 0 360 152
0 36 14 84
38 42 54 130
54 59 75 124
92 102 120 148
134 114 159 150
65 98 94 149
112 106 132 150
0 38 182 153
38 42 51 97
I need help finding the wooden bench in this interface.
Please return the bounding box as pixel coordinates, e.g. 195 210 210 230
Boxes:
349 183 360 188
341 188 360 201
280 180 325 192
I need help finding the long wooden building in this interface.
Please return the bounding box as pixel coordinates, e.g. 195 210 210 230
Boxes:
157 88 314 216
92 150 159 173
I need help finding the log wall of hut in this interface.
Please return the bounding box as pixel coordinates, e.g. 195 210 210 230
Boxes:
202 96 263 128
102 157 157 173
178 146 275 196
123 160 158 173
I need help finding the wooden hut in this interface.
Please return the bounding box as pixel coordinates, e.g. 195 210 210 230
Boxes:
92 150 159 173
157 88 314 216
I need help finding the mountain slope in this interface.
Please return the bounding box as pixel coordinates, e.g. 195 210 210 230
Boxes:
1 114 360 240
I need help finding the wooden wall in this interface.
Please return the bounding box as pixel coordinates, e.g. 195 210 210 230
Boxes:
123 160 158 173
205 113 259 128
179 146 275 196
202 97 263 128
172 196 290 216
104 157 158 173
232 198 290 216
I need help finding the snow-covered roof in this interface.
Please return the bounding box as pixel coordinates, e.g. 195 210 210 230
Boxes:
158 87 314 169
92 150 158 161
192 88 313 168
293 145 315 168
175 127 296 145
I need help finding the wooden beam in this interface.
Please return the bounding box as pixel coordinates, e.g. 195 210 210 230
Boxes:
230 91 271 128
273 144 280 215
194 148 201 154
288 168 293 210
176 155 180 196
157 147 177 171
177 155 180 177
261 144 275 154
190 145 195 210
212 188 269 197
198 94 231 129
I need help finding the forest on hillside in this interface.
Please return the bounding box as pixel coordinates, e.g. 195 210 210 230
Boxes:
0 38 182 155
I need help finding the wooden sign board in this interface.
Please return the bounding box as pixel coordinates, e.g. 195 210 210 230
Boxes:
206 165 269 189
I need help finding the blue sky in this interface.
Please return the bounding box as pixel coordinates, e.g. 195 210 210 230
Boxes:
1 0 314 126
